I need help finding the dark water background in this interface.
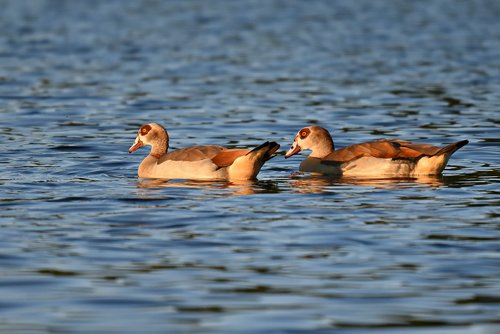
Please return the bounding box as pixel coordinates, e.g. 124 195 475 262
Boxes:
1 0 499 333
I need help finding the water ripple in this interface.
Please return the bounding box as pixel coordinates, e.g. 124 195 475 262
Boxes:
0 0 499 333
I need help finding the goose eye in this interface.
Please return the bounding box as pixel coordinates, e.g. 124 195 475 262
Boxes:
140 124 152 136
299 128 310 139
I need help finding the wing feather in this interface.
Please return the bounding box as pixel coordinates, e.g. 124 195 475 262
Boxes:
211 149 250 168
322 140 442 163
159 145 225 163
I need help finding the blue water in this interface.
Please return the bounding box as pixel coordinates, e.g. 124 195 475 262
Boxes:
1 0 499 333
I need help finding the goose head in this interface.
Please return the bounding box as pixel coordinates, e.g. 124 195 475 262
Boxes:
128 123 169 158
285 126 335 159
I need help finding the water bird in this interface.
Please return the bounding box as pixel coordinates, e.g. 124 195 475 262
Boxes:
129 123 280 180
285 126 468 177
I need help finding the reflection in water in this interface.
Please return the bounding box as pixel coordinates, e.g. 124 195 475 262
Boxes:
135 172 484 197
1 0 499 333
289 173 445 193
440 169 500 188
136 178 280 197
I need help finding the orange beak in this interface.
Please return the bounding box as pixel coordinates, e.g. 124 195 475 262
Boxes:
128 138 143 153
285 141 301 159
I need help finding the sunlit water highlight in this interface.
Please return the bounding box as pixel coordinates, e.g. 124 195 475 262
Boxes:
0 1 499 333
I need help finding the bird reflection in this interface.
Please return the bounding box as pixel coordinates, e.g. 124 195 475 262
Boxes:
133 174 446 198
135 178 279 197
289 173 444 193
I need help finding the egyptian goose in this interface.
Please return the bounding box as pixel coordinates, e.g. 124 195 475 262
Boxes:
128 123 280 180
285 126 468 177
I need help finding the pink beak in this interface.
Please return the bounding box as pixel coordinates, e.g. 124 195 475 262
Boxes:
285 141 301 159
128 138 143 153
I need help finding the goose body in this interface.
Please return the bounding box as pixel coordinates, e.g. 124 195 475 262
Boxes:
129 123 280 181
285 126 468 177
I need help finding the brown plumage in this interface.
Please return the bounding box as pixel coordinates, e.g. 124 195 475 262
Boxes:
324 139 468 162
128 123 280 180
158 146 225 163
285 125 468 176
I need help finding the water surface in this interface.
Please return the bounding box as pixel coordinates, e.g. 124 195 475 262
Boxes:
0 1 499 333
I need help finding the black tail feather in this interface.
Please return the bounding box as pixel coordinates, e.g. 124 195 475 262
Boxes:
436 140 469 156
246 141 280 160
246 141 270 155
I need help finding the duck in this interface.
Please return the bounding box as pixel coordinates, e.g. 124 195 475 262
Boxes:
128 123 280 180
285 126 468 177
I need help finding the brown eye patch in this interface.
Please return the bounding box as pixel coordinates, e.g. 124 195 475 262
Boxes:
299 128 311 139
140 124 152 136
